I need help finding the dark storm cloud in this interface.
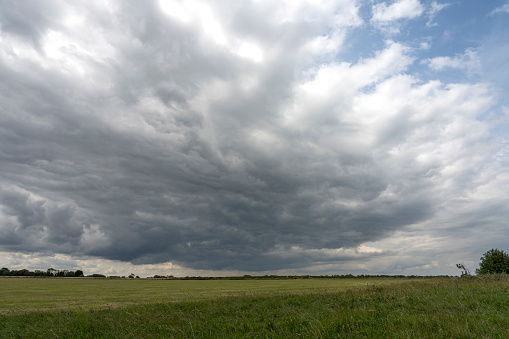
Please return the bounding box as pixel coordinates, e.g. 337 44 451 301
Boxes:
0 0 505 273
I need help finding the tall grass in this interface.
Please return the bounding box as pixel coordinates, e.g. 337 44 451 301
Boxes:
1 277 508 338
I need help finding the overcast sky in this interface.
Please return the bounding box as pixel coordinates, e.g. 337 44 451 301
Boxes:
1 0 509 277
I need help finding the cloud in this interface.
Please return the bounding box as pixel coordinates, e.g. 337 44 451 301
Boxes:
0 0 507 275
370 0 450 33
426 48 481 75
426 1 451 27
0 0 67 50
0 187 83 251
489 2 509 16
371 0 424 23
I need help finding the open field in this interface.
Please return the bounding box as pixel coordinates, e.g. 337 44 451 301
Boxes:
0 277 402 313
1 277 509 337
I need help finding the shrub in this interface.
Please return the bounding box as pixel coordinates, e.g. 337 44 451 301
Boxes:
476 248 509 274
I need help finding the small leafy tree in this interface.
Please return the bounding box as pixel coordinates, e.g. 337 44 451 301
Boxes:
476 248 509 274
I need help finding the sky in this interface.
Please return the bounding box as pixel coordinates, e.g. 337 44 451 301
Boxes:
1 0 509 278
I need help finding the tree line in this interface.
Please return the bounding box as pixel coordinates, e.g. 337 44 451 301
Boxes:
0 267 84 277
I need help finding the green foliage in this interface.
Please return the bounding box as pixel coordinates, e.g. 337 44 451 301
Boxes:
476 248 509 274
0 267 84 277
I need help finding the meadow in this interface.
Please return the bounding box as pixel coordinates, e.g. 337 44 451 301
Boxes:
1 276 509 337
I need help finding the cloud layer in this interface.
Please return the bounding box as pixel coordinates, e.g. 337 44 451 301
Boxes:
1 0 508 275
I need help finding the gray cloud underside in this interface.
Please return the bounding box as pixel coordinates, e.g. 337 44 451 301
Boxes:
0 0 505 271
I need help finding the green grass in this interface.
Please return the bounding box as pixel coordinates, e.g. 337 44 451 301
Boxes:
0 277 399 312
1 277 509 338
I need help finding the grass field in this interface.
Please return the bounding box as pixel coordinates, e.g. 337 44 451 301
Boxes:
1 276 509 337
0 277 401 313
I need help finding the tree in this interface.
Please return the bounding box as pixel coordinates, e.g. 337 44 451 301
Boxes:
476 248 509 274
74 270 84 277
55 270 66 277
17 269 32 276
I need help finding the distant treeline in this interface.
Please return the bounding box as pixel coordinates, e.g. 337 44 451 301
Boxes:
0 267 84 277
150 274 452 280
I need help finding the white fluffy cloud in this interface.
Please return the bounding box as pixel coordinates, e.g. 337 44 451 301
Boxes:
372 0 424 23
427 48 481 75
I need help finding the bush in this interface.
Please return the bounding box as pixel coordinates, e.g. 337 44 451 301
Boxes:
476 248 509 274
